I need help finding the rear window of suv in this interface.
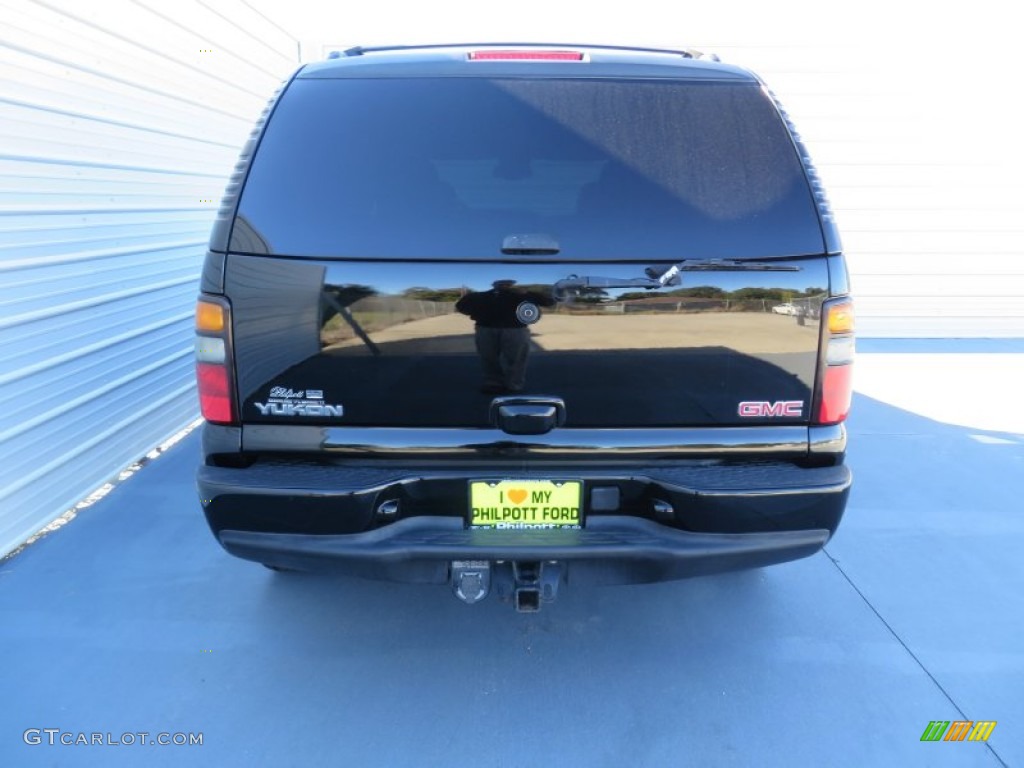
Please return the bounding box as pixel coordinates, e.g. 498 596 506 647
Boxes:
232 77 824 260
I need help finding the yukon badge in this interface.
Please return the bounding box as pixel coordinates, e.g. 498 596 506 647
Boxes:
256 386 343 418
738 401 804 418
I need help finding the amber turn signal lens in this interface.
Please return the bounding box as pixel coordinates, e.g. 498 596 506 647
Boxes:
196 300 225 333
827 300 855 334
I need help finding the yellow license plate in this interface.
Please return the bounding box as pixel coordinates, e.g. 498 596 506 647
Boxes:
470 480 582 529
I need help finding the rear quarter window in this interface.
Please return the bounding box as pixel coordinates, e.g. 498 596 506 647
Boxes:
232 77 824 260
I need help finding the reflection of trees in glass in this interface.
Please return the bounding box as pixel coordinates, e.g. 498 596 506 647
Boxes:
619 285 725 301
404 284 558 303
678 285 728 299
403 286 466 303
618 291 665 301
729 287 785 301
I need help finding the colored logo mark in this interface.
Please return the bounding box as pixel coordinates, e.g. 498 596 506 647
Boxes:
920 721 996 742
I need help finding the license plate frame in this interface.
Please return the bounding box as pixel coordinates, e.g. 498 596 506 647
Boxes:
469 480 583 530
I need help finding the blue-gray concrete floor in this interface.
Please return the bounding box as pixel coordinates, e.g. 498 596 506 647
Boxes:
2 347 1022 767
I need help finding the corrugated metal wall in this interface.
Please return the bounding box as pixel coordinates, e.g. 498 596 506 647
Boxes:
0 0 299 556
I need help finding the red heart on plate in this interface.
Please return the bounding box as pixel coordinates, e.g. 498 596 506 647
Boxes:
508 488 527 504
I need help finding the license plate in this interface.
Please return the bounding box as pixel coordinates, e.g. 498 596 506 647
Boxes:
469 480 582 529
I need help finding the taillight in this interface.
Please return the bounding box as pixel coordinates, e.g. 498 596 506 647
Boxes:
468 50 585 61
195 300 225 333
195 297 237 424
815 298 854 425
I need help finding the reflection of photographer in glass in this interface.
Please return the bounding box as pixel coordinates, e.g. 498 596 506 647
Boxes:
456 280 555 394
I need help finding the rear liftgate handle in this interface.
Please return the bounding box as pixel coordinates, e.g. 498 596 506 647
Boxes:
489 396 566 435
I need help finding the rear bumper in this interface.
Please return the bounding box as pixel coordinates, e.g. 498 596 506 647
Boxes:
198 458 850 584
219 516 830 584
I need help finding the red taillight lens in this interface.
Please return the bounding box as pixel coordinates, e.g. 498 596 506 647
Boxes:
815 298 854 425
468 50 584 61
196 363 234 424
818 364 852 424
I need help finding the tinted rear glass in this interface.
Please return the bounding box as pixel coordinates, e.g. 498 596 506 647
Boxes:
233 77 823 260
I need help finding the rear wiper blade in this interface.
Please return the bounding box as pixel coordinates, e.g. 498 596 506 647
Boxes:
554 258 801 297
647 259 800 285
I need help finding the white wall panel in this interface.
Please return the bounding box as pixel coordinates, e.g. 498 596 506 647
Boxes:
696 29 1024 338
0 0 299 555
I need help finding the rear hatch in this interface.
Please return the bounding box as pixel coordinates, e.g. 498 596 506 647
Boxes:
224 72 830 431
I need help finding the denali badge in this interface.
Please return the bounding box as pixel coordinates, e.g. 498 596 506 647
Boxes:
257 384 343 418
738 401 804 417
269 387 305 398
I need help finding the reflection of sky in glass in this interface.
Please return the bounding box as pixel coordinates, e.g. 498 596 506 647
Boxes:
495 78 798 222
433 159 605 215
496 79 799 221
235 76 821 260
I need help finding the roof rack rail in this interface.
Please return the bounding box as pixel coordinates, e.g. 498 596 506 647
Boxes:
325 42 710 60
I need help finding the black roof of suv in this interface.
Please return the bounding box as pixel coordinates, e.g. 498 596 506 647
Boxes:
195 43 854 611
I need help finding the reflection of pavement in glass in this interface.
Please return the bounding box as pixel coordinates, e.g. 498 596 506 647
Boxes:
322 313 473 354
529 313 818 353
326 311 818 356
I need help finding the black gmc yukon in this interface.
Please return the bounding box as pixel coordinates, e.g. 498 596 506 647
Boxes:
195 44 854 611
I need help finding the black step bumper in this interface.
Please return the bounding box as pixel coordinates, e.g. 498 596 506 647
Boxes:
219 516 830 585
200 459 849 584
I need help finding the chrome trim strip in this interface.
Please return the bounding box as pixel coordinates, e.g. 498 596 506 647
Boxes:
242 425 809 457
